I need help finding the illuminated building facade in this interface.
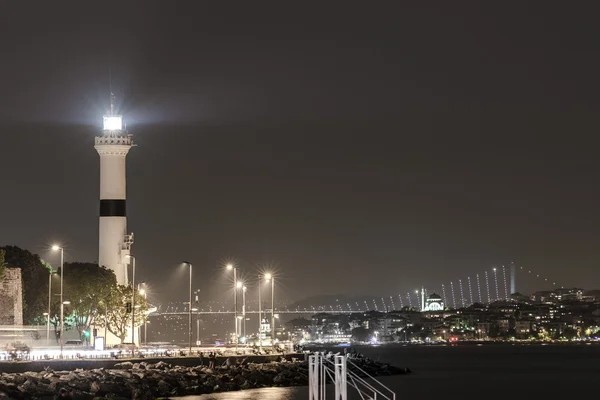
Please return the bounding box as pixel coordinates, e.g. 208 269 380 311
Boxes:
423 293 444 312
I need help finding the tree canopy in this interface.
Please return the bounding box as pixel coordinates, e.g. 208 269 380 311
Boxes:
97 284 148 344
62 262 117 342
0 246 148 343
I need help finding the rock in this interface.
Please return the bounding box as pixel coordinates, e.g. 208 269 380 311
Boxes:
153 361 171 370
33 381 54 397
240 380 252 390
91 381 131 397
114 361 134 369
157 380 171 396
109 369 132 379
18 379 37 394
67 379 91 392
0 352 405 398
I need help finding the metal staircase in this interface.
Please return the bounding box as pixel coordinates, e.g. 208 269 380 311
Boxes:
309 353 396 400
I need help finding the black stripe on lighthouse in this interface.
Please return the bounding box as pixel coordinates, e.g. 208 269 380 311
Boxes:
100 200 126 217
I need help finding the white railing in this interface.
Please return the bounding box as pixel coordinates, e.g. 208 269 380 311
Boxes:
309 353 396 400
347 359 396 400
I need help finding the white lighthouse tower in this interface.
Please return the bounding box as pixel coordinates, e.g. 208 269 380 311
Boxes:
95 93 134 285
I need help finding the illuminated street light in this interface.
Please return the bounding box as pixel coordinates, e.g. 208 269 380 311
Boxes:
139 284 148 346
265 273 275 348
46 267 57 342
52 245 64 358
242 286 247 339
258 273 267 351
226 264 239 351
182 262 193 353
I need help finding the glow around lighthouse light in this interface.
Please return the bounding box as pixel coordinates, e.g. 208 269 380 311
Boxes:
103 116 123 131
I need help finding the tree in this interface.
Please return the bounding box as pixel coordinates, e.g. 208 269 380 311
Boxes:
99 285 148 344
62 262 117 343
1 246 49 324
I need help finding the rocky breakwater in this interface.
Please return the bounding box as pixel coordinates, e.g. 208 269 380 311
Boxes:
0 357 410 399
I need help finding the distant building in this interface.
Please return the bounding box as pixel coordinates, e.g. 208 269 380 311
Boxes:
423 293 444 312
515 320 532 337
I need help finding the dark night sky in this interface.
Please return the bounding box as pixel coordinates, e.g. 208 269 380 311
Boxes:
1 1 599 304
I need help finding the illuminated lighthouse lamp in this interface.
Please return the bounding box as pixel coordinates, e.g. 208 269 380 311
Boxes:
103 116 123 131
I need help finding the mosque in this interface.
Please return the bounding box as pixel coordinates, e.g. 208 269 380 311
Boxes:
421 290 444 312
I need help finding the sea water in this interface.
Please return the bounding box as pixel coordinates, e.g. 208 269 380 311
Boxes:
181 343 600 399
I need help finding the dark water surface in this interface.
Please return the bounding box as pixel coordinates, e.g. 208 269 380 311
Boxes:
184 344 600 399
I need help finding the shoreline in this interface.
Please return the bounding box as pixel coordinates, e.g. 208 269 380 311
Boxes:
0 354 409 399
0 353 302 374
304 340 600 347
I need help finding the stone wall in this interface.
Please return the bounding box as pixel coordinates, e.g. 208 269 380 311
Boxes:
0 268 23 325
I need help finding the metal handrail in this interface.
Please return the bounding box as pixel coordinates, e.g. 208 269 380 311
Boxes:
347 358 395 400
345 367 393 400
347 373 376 400
321 356 394 400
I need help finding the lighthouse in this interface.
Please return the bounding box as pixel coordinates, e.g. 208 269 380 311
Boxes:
95 93 133 285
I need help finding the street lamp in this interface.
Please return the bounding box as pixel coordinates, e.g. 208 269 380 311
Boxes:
125 255 136 348
265 273 275 347
258 274 264 351
43 312 49 341
242 286 247 340
139 286 147 346
194 289 200 345
226 264 239 351
52 245 64 358
61 300 70 355
182 261 193 353
46 268 56 342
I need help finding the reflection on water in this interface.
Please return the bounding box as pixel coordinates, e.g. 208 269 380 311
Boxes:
180 386 306 400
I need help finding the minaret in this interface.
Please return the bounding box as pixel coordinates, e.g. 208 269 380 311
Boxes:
421 287 426 312
95 93 134 285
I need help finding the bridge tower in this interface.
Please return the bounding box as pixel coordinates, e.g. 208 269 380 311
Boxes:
95 93 134 285
510 262 516 295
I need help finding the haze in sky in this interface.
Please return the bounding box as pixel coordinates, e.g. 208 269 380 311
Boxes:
0 1 599 304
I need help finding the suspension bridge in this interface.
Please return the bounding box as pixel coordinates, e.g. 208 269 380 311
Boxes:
151 262 564 317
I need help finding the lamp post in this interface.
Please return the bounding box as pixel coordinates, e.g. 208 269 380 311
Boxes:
182 261 193 353
126 255 136 347
258 274 262 351
51 245 64 358
139 287 147 346
194 289 200 345
236 281 242 348
265 273 274 347
61 300 70 354
226 264 238 351
43 312 49 341
242 286 247 340
46 269 54 341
